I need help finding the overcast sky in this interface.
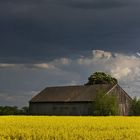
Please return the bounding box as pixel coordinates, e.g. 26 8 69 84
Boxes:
0 0 140 107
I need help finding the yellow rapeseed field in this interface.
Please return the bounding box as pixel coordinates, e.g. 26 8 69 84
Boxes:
0 116 140 140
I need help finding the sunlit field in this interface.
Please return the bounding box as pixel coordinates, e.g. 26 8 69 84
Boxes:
0 116 140 140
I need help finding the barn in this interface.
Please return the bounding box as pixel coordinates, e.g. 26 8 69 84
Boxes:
29 84 132 116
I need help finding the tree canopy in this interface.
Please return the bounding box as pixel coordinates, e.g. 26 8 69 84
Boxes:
92 90 119 116
85 72 117 85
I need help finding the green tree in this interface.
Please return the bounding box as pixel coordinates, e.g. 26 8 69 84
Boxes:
0 106 18 115
85 72 117 85
0 106 29 115
21 106 29 115
92 90 119 116
130 97 140 116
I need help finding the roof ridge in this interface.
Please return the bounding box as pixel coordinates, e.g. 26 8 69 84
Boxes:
46 84 113 88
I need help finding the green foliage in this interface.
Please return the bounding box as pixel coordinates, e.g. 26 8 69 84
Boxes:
92 90 119 116
0 106 29 115
21 106 29 115
85 72 117 85
129 97 140 116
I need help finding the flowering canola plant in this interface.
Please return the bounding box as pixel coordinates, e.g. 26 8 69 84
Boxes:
0 116 140 140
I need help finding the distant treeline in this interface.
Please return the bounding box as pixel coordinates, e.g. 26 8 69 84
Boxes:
0 106 29 115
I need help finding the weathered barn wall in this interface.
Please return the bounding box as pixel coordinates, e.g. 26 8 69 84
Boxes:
108 85 132 115
29 102 93 115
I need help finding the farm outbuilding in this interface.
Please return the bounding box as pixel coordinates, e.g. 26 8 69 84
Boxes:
29 84 132 116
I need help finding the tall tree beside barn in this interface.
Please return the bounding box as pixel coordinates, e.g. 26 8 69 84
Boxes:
85 72 117 85
92 90 119 116
85 72 119 116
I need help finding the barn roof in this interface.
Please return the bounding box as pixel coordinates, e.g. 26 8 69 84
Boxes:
30 84 116 103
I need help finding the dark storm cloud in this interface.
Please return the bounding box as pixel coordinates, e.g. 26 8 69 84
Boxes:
0 0 140 63
58 0 128 10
